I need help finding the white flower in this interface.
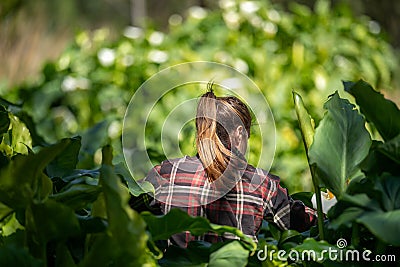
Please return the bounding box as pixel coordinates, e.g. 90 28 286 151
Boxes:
122 55 134 67
249 16 262 28
148 31 165 46
267 9 281 22
234 59 249 74
169 14 183 26
311 191 337 214
98 48 115 67
148 50 168 64
240 1 260 14
108 121 121 139
223 11 240 29
219 0 236 10
263 22 277 35
368 20 381 35
61 76 91 91
123 26 144 39
62 76 77 92
188 6 207 20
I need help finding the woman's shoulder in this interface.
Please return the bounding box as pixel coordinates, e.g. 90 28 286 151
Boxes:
160 155 200 165
244 163 280 183
158 155 203 174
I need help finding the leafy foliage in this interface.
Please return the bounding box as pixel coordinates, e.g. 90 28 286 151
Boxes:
0 0 400 265
296 80 400 261
4 0 398 192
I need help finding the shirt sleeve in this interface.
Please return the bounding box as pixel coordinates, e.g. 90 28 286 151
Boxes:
267 182 317 232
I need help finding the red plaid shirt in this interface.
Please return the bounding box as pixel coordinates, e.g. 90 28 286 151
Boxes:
145 155 317 248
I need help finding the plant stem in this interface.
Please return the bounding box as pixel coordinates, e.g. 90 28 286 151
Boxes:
293 92 325 240
351 223 360 248
310 165 325 240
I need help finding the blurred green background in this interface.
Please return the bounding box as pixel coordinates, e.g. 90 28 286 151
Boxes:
1 0 399 193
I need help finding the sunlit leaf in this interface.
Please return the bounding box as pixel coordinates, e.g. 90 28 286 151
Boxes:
344 80 400 141
309 92 372 197
209 241 249 267
141 208 256 252
0 139 70 209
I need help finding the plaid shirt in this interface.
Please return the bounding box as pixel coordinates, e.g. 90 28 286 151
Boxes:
144 155 317 248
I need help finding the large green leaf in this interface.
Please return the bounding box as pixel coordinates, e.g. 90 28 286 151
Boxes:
0 97 46 147
360 141 400 176
376 133 400 164
25 199 81 244
208 241 249 267
0 139 70 209
81 146 156 267
50 184 101 211
293 91 315 150
373 174 400 211
357 210 400 246
0 230 43 267
308 92 372 197
0 244 43 267
47 136 82 178
114 162 154 196
141 208 257 252
344 80 400 141
328 207 365 230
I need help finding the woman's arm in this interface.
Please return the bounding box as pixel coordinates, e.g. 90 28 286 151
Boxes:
266 181 317 232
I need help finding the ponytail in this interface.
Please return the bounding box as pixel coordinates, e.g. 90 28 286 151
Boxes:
196 87 236 182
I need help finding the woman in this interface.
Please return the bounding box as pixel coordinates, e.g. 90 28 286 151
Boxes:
144 87 317 248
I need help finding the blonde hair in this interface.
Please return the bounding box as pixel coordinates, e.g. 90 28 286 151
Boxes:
195 85 251 181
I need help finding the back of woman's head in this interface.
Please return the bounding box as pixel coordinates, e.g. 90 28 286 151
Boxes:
196 85 252 181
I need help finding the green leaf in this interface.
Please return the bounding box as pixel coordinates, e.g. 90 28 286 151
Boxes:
357 210 400 246
0 244 43 267
376 134 400 164
0 97 46 147
373 174 400 211
209 241 249 267
77 121 109 168
279 230 302 246
50 184 101 210
81 146 156 267
161 241 211 266
328 207 365 230
7 114 32 155
360 141 400 176
292 238 341 263
0 105 10 137
55 243 77 267
0 139 70 209
47 136 82 178
26 199 81 244
114 162 154 197
141 208 256 252
293 91 315 150
344 80 400 141
308 92 372 197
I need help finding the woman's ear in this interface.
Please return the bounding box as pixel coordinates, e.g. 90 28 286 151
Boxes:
233 125 243 148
